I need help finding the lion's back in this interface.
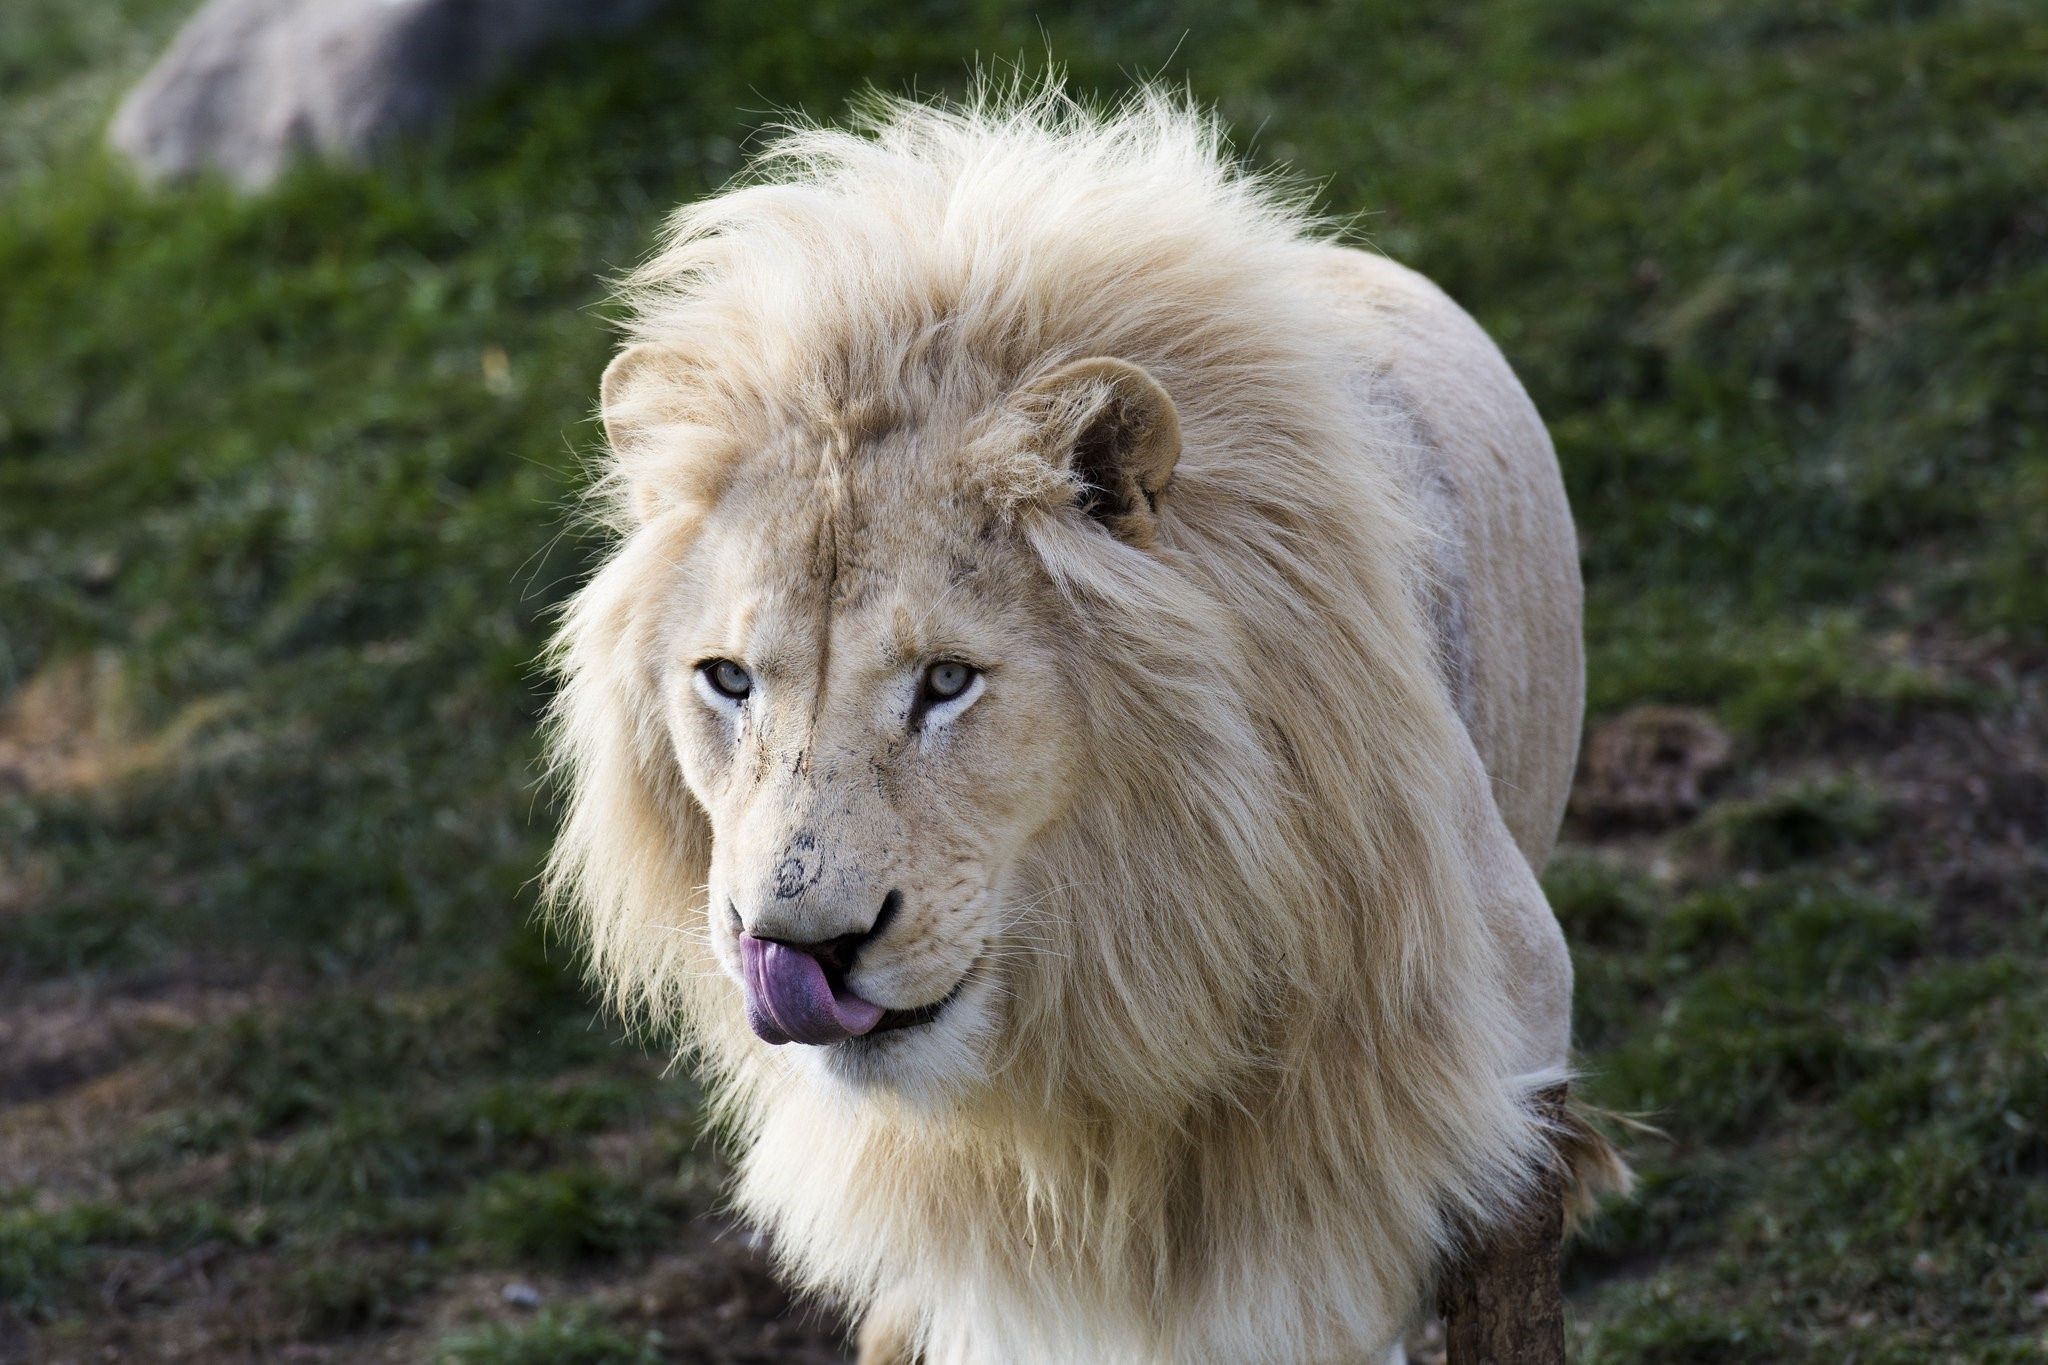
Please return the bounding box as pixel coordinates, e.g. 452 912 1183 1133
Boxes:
1310 246 1584 871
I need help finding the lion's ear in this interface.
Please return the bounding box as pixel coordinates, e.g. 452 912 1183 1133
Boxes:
1018 357 1181 548
599 342 714 525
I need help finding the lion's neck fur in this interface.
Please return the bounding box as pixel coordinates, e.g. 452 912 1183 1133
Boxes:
551 85 1554 1363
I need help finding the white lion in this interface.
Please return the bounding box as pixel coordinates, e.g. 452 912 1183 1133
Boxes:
547 86 1623 1364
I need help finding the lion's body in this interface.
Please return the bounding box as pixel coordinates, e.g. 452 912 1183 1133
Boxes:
548 90 1616 1365
1322 250 1585 869
1318 248 1586 1068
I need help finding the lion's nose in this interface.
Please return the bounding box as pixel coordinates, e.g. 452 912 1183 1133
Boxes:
741 887 901 965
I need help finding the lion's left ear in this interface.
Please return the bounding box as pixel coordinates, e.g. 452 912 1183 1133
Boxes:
1016 357 1182 548
600 342 722 525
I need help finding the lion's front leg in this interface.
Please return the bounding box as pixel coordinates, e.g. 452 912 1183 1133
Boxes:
854 1287 922 1365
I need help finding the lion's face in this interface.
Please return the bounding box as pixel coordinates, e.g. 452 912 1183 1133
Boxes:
662 446 1084 1094
593 350 1182 1097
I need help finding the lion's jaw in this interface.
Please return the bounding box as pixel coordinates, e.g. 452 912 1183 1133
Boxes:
663 441 1081 1099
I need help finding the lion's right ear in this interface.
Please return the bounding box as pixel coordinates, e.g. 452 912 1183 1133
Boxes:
599 342 721 525
1015 357 1182 549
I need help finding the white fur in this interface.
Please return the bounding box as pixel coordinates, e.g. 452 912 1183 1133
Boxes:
547 84 1602 1364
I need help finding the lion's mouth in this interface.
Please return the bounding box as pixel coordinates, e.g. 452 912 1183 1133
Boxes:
861 972 969 1038
740 932 970 1046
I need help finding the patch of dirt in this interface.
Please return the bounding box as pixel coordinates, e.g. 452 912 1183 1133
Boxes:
0 653 142 796
0 1063 156 1208
612 1227 851 1363
1570 706 1733 830
0 969 263 1107
0 967 271 1201
347 1222 850 1365
0 652 226 799
5 1218 851 1364
1865 705 2048 953
1568 660 2047 957
10 1246 317 1365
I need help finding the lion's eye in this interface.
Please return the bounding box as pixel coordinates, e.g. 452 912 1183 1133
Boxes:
923 661 975 703
701 659 753 701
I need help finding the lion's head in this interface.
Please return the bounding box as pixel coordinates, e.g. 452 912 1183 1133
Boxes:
588 344 1191 1096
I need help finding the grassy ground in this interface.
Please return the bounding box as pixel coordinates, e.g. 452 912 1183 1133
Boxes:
2 0 2044 1359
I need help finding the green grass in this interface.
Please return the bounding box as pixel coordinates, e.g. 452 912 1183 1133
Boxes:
2 0 2044 1358
435 1309 666 1365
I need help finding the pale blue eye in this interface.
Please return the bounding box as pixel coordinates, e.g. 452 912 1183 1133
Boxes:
704 659 752 700
925 662 972 701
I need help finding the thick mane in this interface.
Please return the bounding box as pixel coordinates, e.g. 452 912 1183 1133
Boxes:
549 86 1557 1362
602 86 1340 520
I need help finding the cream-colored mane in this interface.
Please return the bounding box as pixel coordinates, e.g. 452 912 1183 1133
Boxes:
547 87 1600 1363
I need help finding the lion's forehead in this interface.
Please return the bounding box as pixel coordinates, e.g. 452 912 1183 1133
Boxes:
691 453 1037 665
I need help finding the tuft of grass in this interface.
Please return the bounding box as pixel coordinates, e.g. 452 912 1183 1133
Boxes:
1544 854 1657 952
456 1166 676 1266
0 1203 130 1318
1696 779 1887 871
433 1308 665 1365
0 1198 249 1320
276 1246 430 1335
1585 610 1985 739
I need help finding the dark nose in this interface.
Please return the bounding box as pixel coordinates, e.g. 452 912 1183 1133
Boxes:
747 888 901 976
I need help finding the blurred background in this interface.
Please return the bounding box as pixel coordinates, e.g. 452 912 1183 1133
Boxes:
1 1 2043 1360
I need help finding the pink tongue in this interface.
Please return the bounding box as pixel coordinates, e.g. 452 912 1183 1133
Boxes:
740 935 886 1045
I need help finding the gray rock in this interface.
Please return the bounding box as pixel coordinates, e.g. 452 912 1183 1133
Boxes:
108 0 661 189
